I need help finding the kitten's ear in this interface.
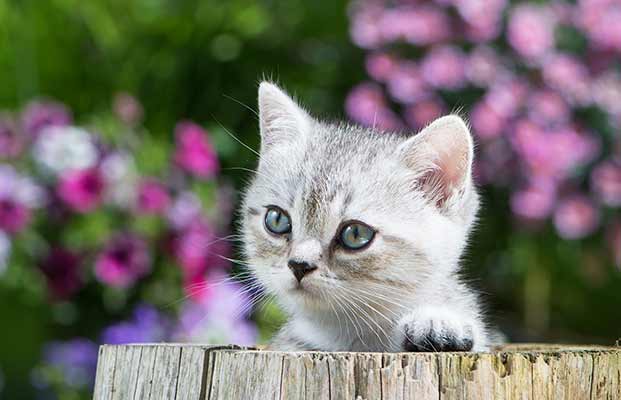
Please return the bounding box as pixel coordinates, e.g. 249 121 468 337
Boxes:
258 82 310 152
397 115 475 210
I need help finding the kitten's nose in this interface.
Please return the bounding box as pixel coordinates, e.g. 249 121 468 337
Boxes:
287 259 318 283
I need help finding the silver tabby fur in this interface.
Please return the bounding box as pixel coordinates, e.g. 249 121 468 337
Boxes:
240 82 492 352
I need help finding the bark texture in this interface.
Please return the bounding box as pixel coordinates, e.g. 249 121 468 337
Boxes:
93 344 620 399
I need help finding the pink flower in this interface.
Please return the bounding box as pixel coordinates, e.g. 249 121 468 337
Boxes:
0 116 22 158
345 83 403 130
591 159 621 207
511 181 557 220
455 0 507 42
174 122 219 179
173 220 230 278
21 100 72 137
95 234 150 288
57 168 105 213
380 5 451 46
507 5 555 61
365 52 398 82
470 100 506 140
465 46 502 87
577 0 621 52
113 92 143 126
420 46 467 90
136 179 170 214
386 62 429 104
0 198 30 234
349 3 384 49
553 195 600 239
404 99 445 129
527 90 570 126
542 54 591 105
485 78 530 118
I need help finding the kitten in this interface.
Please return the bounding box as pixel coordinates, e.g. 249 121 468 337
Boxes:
240 82 491 352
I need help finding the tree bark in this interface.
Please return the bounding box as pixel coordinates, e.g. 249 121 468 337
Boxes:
92 343 620 399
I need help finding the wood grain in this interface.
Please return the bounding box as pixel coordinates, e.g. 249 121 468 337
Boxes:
93 344 621 400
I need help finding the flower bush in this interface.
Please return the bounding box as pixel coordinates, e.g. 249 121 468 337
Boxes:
347 0 620 266
0 95 258 398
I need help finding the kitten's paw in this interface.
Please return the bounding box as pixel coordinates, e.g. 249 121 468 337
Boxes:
397 306 476 352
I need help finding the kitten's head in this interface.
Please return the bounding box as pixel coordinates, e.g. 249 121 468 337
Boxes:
241 82 479 314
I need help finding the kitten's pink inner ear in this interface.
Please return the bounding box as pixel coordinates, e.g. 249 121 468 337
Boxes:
401 115 474 208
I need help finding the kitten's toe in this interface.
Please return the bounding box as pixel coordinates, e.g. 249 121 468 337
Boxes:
402 328 473 352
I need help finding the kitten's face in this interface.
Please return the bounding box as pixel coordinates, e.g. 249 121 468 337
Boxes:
241 83 479 315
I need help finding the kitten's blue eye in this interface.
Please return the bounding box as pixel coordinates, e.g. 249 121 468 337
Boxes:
264 207 291 235
339 222 375 250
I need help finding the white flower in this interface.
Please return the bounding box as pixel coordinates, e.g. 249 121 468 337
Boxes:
101 151 138 208
32 126 98 175
0 231 11 276
0 164 45 208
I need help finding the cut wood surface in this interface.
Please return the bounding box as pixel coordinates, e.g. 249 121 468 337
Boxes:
93 343 620 400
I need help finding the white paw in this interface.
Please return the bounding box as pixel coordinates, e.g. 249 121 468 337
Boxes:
395 306 480 352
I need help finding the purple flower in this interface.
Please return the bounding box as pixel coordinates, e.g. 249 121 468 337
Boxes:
345 83 403 130
484 78 529 118
113 92 143 126
174 121 219 179
365 52 397 82
591 159 621 207
553 195 600 240
527 90 570 126
380 5 451 46
455 0 507 42
507 5 555 61
404 98 445 129
173 220 229 279
95 234 150 288
465 46 502 87
136 179 170 214
174 276 258 346
0 115 22 158
57 168 105 213
420 46 467 90
38 248 82 300
349 3 384 49
0 165 43 234
21 100 72 137
470 100 506 140
542 54 592 105
101 305 169 344
511 181 557 220
43 338 98 389
386 62 429 104
577 0 621 52
167 191 203 229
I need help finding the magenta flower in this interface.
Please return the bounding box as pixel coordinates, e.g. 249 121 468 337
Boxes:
95 234 151 288
527 90 570 126
507 5 555 61
174 121 219 179
57 168 105 213
0 198 30 234
21 100 72 137
136 179 170 214
173 220 230 278
420 46 467 90
38 248 82 300
553 196 600 240
591 160 621 207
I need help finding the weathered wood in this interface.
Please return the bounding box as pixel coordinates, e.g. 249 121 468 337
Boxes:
93 344 621 400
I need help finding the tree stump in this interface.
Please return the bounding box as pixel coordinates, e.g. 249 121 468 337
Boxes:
92 343 620 399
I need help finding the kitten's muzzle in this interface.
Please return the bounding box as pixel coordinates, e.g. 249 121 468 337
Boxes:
287 259 318 283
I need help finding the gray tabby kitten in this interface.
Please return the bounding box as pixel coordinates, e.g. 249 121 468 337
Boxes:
241 82 491 352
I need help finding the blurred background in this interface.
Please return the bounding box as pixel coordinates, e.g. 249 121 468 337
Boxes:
0 0 619 398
